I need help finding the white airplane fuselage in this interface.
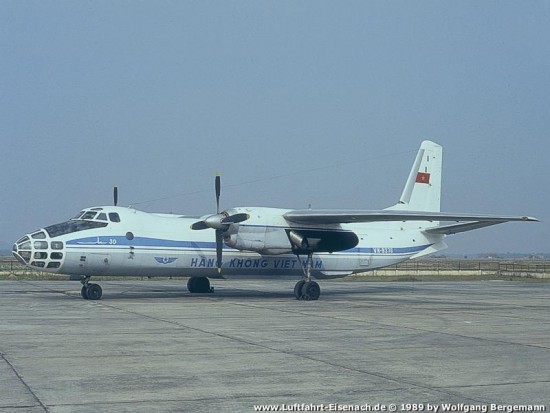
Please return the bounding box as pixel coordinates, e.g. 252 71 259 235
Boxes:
14 206 444 280
13 141 536 300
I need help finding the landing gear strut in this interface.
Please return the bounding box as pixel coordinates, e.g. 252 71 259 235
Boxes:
79 276 103 300
294 253 321 300
187 276 213 294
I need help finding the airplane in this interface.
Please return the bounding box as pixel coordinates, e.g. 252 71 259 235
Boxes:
12 141 538 301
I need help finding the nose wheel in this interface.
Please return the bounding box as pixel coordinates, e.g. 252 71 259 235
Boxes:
294 253 321 300
80 276 103 300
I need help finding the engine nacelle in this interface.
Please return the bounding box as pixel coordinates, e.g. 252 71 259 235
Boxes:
224 225 293 255
224 233 265 252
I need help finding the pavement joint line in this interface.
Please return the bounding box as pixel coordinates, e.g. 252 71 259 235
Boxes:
0 352 49 413
436 379 550 390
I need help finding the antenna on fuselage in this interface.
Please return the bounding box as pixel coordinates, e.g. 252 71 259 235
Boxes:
113 185 118 206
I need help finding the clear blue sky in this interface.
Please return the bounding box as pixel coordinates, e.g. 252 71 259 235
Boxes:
1 1 548 254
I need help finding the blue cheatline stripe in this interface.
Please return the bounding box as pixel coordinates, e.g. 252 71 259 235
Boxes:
66 236 216 249
65 236 431 255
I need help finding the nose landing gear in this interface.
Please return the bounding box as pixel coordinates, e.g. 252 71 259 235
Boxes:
79 276 103 300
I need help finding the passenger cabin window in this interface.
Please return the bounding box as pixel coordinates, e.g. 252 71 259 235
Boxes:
109 213 121 223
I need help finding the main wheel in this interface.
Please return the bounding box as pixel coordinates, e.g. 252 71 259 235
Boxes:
81 286 89 299
187 277 211 293
301 281 320 301
194 277 211 293
187 277 196 293
86 283 103 300
294 280 305 300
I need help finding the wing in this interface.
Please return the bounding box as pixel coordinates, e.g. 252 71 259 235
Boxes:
284 209 538 225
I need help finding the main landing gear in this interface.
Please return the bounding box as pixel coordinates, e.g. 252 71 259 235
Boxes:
294 253 321 301
187 276 214 294
80 276 103 300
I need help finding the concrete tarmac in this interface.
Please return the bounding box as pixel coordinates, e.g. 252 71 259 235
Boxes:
0 279 549 412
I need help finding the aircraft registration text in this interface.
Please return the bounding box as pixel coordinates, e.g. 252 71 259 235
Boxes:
373 247 394 254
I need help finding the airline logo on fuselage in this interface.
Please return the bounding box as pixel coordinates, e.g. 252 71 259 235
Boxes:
154 257 178 264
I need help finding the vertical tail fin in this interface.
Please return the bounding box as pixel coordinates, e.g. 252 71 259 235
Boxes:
391 140 442 212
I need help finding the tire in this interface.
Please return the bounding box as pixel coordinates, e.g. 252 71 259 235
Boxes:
294 280 306 300
301 281 320 301
195 277 211 293
81 286 89 299
187 277 211 293
86 283 103 300
187 277 196 293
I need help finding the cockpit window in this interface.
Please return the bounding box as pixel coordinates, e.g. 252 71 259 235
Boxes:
51 241 64 250
31 231 46 239
80 211 97 220
44 221 108 238
109 213 121 223
18 241 31 250
96 213 108 221
34 241 48 250
72 211 85 219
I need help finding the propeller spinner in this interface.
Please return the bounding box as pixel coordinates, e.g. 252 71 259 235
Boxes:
191 174 249 272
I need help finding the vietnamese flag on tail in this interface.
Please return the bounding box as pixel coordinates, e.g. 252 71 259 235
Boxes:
416 172 431 184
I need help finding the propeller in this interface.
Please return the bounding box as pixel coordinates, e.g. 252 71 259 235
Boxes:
191 173 249 272
113 185 118 206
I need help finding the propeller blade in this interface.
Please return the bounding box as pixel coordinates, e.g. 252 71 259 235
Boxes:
221 213 249 224
191 213 230 231
190 221 209 230
215 173 221 214
215 229 223 273
113 185 118 206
